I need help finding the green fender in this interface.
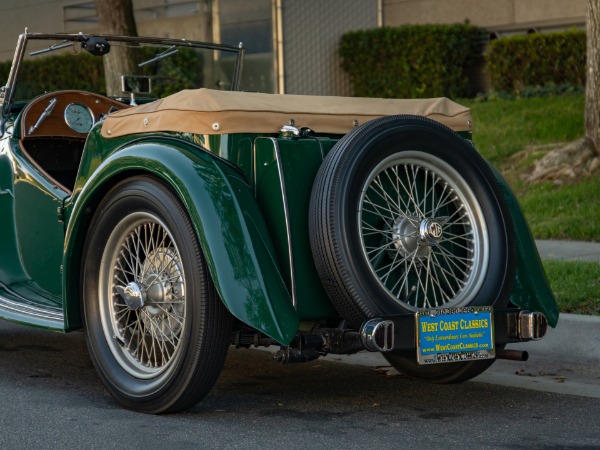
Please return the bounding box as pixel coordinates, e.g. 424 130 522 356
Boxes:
490 165 559 327
63 137 299 343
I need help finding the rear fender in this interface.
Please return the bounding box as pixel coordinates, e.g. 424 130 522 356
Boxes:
63 138 299 343
490 165 559 327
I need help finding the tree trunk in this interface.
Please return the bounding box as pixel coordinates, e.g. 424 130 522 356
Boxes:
585 0 600 156
94 0 138 96
529 1 600 181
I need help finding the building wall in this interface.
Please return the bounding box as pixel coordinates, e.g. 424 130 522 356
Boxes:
0 0 587 96
281 0 378 96
0 0 213 61
383 0 586 34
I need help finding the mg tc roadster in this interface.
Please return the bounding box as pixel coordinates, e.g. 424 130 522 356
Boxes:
0 32 558 413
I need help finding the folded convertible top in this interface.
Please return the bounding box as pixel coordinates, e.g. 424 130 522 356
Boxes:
101 88 472 138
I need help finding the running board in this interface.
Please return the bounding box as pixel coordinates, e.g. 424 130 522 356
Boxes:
0 294 64 331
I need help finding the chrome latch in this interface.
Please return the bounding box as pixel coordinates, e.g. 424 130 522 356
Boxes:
279 124 299 138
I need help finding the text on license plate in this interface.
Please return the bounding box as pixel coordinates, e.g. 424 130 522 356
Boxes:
415 307 494 365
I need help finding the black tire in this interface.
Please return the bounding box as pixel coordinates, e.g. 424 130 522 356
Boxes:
309 115 515 382
82 176 231 413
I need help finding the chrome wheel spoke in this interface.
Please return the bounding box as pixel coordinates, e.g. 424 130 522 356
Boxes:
101 212 187 379
359 152 488 311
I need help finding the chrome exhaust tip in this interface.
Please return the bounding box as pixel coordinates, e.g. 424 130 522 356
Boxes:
517 311 548 341
360 319 394 352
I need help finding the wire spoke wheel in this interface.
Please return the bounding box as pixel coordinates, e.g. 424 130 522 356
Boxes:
359 152 488 311
83 177 231 413
100 212 186 379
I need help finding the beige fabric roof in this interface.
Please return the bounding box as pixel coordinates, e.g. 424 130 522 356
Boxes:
101 88 471 138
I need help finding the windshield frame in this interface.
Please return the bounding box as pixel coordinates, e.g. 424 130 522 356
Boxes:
0 32 245 120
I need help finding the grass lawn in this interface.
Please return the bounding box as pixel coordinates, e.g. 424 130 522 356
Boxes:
463 94 600 242
543 260 600 316
461 94 599 314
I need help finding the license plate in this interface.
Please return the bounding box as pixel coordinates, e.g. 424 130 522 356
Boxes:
415 306 494 365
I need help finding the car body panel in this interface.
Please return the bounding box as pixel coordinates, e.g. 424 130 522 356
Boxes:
62 128 299 343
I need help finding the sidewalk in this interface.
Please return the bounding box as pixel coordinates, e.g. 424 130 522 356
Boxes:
535 239 600 262
326 240 600 397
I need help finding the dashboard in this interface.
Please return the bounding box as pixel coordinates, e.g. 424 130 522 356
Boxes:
20 90 129 139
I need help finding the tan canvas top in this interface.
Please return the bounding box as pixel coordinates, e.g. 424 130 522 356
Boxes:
101 88 472 138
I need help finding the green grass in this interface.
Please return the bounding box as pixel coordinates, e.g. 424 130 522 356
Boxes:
543 260 600 316
461 94 600 314
462 93 600 242
463 94 585 164
516 174 600 240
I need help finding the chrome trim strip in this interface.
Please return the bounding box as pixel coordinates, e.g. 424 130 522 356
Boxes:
270 137 297 308
0 294 63 321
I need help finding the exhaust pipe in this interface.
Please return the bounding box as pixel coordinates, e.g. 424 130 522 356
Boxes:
496 349 529 361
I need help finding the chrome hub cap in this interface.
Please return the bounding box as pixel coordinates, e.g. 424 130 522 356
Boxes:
116 282 145 310
419 217 447 244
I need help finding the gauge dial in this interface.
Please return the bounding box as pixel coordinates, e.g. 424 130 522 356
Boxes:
64 102 94 133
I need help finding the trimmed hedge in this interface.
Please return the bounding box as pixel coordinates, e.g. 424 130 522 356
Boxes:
0 53 106 97
486 30 586 93
339 24 486 98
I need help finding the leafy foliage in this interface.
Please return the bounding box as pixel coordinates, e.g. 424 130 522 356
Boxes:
0 53 105 96
339 24 486 98
0 46 204 99
485 30 586 93
139 47 204 97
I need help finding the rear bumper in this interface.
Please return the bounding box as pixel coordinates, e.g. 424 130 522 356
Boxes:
360 309 548 353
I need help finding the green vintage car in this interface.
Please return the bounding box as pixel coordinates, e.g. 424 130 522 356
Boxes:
0 32 558 413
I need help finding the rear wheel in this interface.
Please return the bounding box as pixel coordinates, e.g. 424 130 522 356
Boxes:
310 116 515 382
83 176 231 413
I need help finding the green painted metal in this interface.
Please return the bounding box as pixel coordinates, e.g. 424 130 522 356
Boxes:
254 136 338 320
0 143 28 283
0 137 65 303
63 130 299 343
489 165 559 327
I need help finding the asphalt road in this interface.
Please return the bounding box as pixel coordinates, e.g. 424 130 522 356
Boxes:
0 320 598 449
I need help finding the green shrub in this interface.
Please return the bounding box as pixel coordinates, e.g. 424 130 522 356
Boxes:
486 30 586 93
0 53 105 97
0 47 204 99
339 24 486 99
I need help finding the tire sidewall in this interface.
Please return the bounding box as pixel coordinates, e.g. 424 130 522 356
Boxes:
83 178 206 408
313 116 514 320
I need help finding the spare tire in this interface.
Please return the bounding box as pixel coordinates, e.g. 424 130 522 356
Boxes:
309 116 516 383
309 115 515 327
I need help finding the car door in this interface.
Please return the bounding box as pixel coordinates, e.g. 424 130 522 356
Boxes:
0 133 67 308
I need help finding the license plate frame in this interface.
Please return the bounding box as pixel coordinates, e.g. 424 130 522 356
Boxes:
415 306 495 365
